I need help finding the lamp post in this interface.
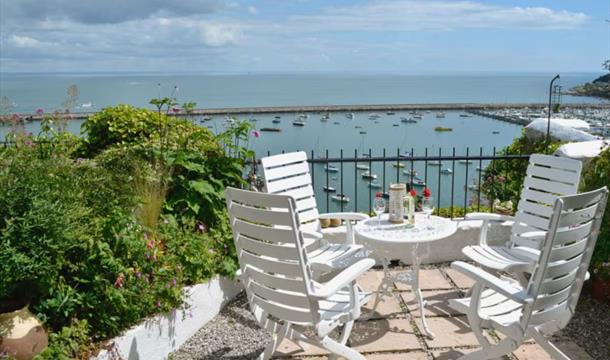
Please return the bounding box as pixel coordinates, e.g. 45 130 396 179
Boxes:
546 74 560 144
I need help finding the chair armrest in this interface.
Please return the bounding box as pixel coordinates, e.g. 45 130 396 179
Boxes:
464 213 514 222
319 212 369 221
301 230 323 240
451 261 532 304
311 258 375 299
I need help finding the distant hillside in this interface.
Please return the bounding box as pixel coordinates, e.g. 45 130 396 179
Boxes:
593 73 610 84
570 73 610 100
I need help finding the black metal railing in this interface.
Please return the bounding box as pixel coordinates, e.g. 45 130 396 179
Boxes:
260 148 530 219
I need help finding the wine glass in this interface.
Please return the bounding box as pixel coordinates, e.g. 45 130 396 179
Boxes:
422 197 434 229
373 196 385 230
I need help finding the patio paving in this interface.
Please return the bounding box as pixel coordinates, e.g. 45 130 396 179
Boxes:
172 264 598 359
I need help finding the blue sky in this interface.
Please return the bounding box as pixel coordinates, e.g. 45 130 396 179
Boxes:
0 0 609 74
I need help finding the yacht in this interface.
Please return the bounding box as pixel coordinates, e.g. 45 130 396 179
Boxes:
345 113 355 119
411 178 426 186
386 111 395 115
272 119 281 124
403 169 418 177
369 181 382 189
368 113 381 120
323 186 336 193
324 165 339 172
413 115 423 120
459 160 473 165
428 161 442 166
292 119 306 126
356 164 370 171
361 171 377 180
331 194 350 203
436 112 446 118
392 163 406 168
441 168 453 174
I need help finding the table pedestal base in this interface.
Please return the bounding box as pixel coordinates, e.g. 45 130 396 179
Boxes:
369 258 436 339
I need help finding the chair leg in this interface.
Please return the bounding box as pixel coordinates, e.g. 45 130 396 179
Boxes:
531 329 571 360
320 336 366 360
258 322 290 360
457 338 519 360
338 320 354 345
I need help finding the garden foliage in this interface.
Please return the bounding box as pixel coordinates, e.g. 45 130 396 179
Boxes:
0 104 252 358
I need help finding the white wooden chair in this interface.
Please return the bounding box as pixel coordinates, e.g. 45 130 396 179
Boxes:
449 187 608 360
260 151 369 273
463 154 582 283
226 187 374 360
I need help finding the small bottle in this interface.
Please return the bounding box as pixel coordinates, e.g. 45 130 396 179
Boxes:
404 189 416 225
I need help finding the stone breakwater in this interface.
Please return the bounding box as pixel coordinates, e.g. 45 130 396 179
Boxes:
12 102 609 121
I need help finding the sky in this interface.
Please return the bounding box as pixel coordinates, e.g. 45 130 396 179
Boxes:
0 0 609 74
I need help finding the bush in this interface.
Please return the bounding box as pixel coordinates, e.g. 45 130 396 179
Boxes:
580 146 610 267
481 131 560 210
0 102 252 357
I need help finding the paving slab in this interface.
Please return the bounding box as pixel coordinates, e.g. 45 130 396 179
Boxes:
350 318 421 353
362 292 405 319
431 347 480 360
513 341 593 360
298 352 428 360
358 270 387 292
275 338 329 357
393 269 453 291
422 316 487 348
400 290 463 317
444 268 476 289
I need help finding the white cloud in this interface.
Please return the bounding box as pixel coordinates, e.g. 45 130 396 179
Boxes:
199 23 242 46
247 6 258 15
8 35 43 48
286 1 588 32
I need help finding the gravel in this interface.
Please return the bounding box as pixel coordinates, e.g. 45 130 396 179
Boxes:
560 289 610 360
170 294 268 360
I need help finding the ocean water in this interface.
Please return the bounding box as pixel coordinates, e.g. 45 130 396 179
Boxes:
0 72 600 211
0 73 603 114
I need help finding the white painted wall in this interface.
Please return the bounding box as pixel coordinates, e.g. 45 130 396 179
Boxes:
93 276 242 360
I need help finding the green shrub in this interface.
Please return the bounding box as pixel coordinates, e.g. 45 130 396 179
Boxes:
580 146 610 266
433 206 491 218
481 131 561 210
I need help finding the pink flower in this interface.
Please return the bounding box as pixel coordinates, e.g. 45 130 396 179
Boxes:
251 130 260 138
197 223 206 232
36 108 44 115
172 107 180 113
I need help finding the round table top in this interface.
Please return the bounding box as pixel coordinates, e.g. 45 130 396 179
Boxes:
355 213 457 245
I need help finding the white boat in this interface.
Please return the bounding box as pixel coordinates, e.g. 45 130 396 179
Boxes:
324 165 339 172
368 113 381 120
402 169 418 177
428 161 442 166
436 112 446 118
392 163 406 168
459 160 473 165
368 181 382 189
361 171 377 180
411 178 426 186
292 119 306 126
323 186 336 192
476 166 485 172
356 164 370 171
413 115 423 120
331 194 350 203
80 102 93 108
345 113 355 119
467 181 480 191
441 168 453 174
272 119 281 124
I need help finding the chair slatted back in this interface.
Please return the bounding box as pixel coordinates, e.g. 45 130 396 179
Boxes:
226 187 319 326
521 187 608 329
261 152 320 233
511 154 582 249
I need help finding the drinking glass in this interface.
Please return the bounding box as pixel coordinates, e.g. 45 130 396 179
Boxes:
373 197 385 230
422 197 434 229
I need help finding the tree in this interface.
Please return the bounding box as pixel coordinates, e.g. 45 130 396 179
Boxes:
603 59 610 72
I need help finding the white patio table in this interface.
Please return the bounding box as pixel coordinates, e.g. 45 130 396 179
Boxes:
354 213 457 339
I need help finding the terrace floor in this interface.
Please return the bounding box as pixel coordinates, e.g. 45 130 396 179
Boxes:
172 263 607 359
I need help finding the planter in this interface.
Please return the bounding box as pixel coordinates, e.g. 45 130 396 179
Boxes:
591 277 610 305
0 306 48 360
329 218 342 227
320 218 331 228
93 276 242 360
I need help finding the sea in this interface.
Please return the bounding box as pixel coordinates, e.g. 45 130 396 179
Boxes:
0 72 604 211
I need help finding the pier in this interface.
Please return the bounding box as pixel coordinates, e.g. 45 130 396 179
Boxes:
11 102 610 123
